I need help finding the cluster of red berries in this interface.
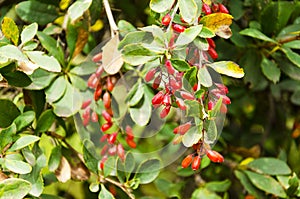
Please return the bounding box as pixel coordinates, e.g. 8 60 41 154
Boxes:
181 149 224 170
208 83 230 113
82 52 138 170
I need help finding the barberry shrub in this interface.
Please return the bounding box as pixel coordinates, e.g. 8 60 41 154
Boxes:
0 0 299 198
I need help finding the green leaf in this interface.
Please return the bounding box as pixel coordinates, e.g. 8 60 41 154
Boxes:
15 1 58 26
170 59 190 71
124 152 135 180
239 28 277 43
191 187 222 199
208 61 244 78
22 147 36 166
0 124 16 151
129 85 153 126
150 0 175 13
193 37 209 51
129 82 144 106
70 61 98 76
8 135 40 151
281 47 300 68
48 146 62 172
183 66 197 89
135 159 161 184
139 25 165 45
104 156 116 177
118 31 149 50
1 17 19 45
116 158 126 184
291 90 300 106
99 184 115 199
26 68 57 90
26 51 61 72
178 0 197 24
36 31 65 66
118 20 137 37
199 27 215 38
122 43 160 66
0 44 28 62
83 139 99 173
13 111 35 132
52 82 82 117
175 25 203 46
0 99 20 128
182 126 202 147
198 66 212 87
205 179 231 192
69 74 87 91
204 120 217 144
260 57 281 83
45 76 67 103
244 170 286 198
283 40 300 49
67 0 92 22
185 100 202 118
4 159 32 174
21 23 38 45
2 70 32 87
35 110 56 133
0 178 31 199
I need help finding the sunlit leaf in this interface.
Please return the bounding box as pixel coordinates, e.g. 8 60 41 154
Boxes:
8 135 40 151
135 159 161 184
26 51 61 72
198 66 212 87
67 0 92 22
239 28 277 43
247 157 291 175
150 0 175 13
1 17 19 45
0 178 31 199
21 23 38 45
4 159 32 174
175 25 203 46
281 47 300 68
208 61 244 78
178 0 197 24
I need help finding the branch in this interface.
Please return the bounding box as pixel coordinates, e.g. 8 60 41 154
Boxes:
103 0 118 37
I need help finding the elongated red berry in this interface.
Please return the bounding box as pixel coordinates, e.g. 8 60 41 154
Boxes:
152 74 161 89
180 91 195 100
100 134 109 142
173 122 192 135
125 125 134 140
101 144 108 155
165 60 175 75
160 105 171 118
95 66 104 77
102 110 112 123
117 144 125 161
101 122 112 132
94 84 102 101
208 101 214 110
107 76 114 92
162 14 171 26
108 132 118 144
82 107 91 121
206 150 224 163
208 46 218 60
91 111 99 122
99 156 108 170
219 4 229 14
152 91 164 106
176 98 186 110
88 73 99 88
172 23 186 33
212 3 219 12
193 83 198 91
191 156 201 170
108 145 117 155
170 79 181 90
103 92 111 109
81 99 92 109
215 83 229 94
202 4 212 15
145 68 157 82
181 154 193 168
126 137 136 148
92 52 102 62
207 38 216 49
163 94 171 106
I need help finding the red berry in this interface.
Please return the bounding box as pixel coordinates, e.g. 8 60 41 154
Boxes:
91 111 99 122
102 110 112 123
206 150 224 163
145 68 157 82
152 74 161 89
180 91 195 100
219 4 229 14
163 94 171 106
125 125 134 140
220 103 227 114
208 46 218 60
165 60 175 75
173 122 192 135
202 4 212 15
162 14 171 26
106 76 114 92
100 134 109 142
212 3 219 12
99 156 108 170
192 143 200 150
215 83 229 94
181 154 193 168
108 145 117 155
117 144 125 161
82 107 91 121
101 144 108 155
101 122 112 132
176 98 186 110
88 73 99 88
170 79 181 90
172 23 186 33
92 52 102 62
94 84 102 101
81 99 92 109
95 66 104 77
103 92 111 109
207 38 216 49
126 137 136 148
152 91 164 106
208 101 214 110
193 83 198 91
108 132 118 144
191 156 201 170
160 105 171 118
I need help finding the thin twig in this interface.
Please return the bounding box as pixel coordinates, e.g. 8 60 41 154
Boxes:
103 0 119 37
101 175 135 199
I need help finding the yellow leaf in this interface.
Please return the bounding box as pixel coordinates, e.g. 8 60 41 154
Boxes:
240 157 255 166
73 28 89 58
54 16 65 26
89 19 103 32
1 17 19 45
200 13 233 38
59 0 71 10
203 0 211 5
208 61 244 78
